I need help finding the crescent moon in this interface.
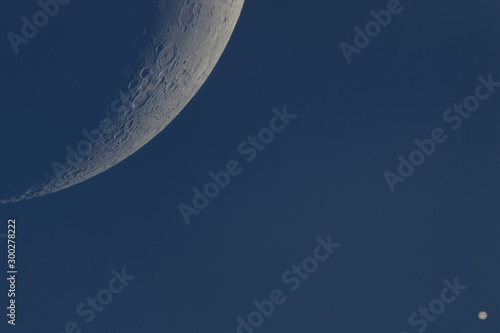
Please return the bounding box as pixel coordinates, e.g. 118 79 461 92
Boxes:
2 0 244 204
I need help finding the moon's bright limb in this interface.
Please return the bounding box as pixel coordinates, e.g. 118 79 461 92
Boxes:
2 0 244 204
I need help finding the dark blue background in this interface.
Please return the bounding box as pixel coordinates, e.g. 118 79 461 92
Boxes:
0 0 499 332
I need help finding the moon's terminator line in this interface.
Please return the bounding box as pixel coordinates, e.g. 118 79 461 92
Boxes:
2 0 244 204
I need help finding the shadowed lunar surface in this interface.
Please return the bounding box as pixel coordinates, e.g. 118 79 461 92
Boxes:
2 0 244 204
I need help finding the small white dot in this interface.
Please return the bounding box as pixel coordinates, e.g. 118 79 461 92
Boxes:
478 311 488 320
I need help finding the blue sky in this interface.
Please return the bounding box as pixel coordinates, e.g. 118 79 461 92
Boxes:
0 0 499 332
